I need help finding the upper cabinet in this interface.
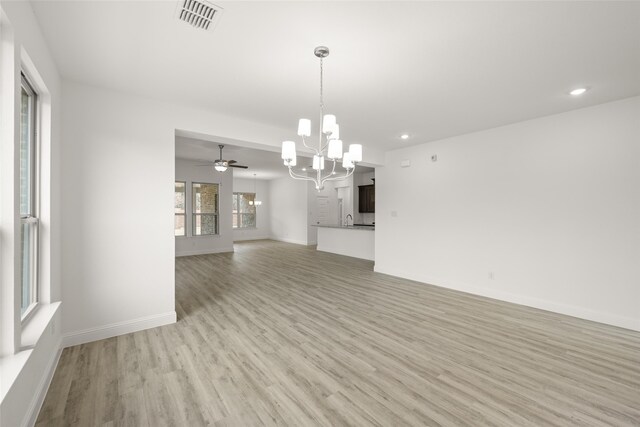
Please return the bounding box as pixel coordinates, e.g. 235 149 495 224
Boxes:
358 184 375 213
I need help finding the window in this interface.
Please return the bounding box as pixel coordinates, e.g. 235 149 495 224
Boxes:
20 73 39 318
192 182 218 236
175 182 186 236
232 192 256 229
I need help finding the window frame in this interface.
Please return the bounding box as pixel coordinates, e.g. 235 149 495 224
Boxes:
192 182 219 236
174 181 186 237
232 192 257 229
19 71 40 322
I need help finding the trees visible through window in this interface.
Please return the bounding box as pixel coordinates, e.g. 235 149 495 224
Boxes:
232 192 256 229
192 183 219 235
20 72 39 318
175 182 186 236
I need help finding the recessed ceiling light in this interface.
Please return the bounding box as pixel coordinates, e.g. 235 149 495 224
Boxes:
570 87 588 96
302 167 306 171
400 134 410 140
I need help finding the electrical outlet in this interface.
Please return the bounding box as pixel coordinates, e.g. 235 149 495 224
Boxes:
431 155 438 162
391 210 398 217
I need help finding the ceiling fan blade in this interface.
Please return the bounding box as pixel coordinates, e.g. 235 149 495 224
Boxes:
228 160 238 164
229 164 248 169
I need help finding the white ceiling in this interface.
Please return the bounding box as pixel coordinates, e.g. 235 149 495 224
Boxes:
31 1 640 152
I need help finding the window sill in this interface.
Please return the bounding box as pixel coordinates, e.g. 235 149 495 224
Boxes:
1 302 60 402
21 301 61 349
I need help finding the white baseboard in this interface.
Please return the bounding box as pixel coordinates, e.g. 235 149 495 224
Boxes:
269 236 309 246
233 235 270 242
23 339 62 427
374 265 640 332
176 247 234 257
62 311 177 348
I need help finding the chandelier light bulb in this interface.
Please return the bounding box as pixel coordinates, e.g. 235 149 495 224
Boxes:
327 139 343 159
297 119 311 137
328 124 340 140
312 155 325 170
322 114 336 134
281 140 296 160
342 152 354 170
348 144 362 163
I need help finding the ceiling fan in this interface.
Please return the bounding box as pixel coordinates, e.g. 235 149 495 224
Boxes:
198 144 248 172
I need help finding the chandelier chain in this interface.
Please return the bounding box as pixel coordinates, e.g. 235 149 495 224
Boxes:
320 57 324 110
318 57 325 152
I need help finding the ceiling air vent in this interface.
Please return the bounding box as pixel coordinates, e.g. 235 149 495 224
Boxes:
176 0 223 31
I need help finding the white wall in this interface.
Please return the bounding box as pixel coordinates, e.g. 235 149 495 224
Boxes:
61 82 176 342
269 177 310 245
0 2 62 426
60 78 309 343
232 177 270 241
376 96 640 331
175 158 234 255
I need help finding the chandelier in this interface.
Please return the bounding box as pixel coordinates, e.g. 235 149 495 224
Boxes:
281 46 362 191
248 173 262 206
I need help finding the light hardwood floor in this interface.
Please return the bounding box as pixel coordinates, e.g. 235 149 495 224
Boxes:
37 240 640 426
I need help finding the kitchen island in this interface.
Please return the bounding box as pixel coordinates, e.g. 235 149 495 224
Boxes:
314 225 375 261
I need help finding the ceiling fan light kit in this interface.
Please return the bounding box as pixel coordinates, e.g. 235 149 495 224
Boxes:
212 145 248 172
214 160 228 172
281 46 362 191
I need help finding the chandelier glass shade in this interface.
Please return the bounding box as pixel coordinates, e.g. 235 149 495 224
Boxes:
281 46 362 191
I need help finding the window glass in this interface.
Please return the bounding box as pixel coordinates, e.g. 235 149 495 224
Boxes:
20 74 38 317
232 192 256 229
175 182 186 236
20 86 34 216
192 183 218 236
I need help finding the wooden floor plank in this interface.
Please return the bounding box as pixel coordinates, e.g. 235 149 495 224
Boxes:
36 240 640 426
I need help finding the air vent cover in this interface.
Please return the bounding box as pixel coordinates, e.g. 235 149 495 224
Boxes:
176 0 223 31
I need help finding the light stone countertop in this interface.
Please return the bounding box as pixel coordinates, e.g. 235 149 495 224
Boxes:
313 224 375 231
